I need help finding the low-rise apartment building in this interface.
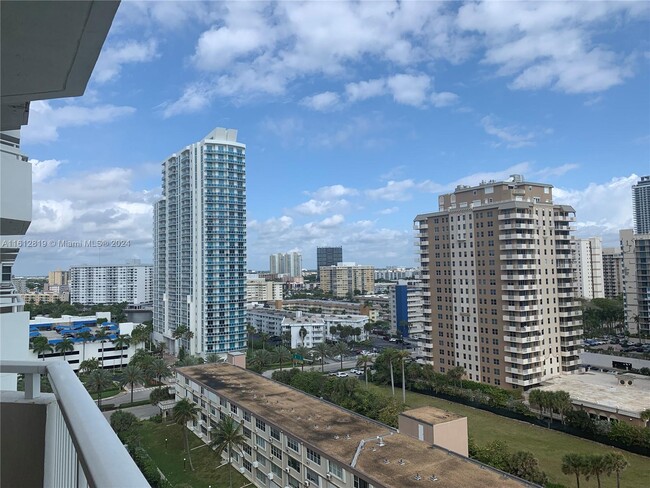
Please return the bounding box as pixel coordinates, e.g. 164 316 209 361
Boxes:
174 363 533 488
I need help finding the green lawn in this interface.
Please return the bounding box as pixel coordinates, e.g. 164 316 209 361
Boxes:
139 421 249 488
370 385 650 488
90 387 122 400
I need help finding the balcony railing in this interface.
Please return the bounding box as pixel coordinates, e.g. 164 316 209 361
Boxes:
0 360 148 488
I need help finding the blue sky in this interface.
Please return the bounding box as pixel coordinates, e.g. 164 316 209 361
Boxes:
16 1 650 275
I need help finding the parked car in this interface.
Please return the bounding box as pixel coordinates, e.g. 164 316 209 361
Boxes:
335 372 348 378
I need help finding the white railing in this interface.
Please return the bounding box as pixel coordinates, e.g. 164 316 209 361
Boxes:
0 360 149 487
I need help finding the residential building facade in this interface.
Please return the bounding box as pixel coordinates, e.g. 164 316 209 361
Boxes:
174 363 532 488
269 252 302 277
388 280 426 342
247 277 284 303
316 246 342 281
153 128 247 356
620 229 650 335
572 237 604 300
414 175 582 390
632 175 650 234
320 263 375 298
602 247 624 299
48 269 69 286
70 262 153 305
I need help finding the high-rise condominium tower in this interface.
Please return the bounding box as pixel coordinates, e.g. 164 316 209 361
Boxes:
153 128 246 356
316 246 342 281
269 252 302 277
572 237 604 300
414 175 582 390
632 175 650 234
602 248 624 299
621 229 650 335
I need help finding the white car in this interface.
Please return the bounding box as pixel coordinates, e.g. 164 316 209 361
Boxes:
351 369 363 375
335 372 349 378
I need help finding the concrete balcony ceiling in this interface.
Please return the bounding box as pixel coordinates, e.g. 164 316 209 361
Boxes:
1 0 119 130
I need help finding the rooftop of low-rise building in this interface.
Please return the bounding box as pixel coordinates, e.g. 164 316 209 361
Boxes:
176 363 531 488
400 406 464 426
538 371 650 416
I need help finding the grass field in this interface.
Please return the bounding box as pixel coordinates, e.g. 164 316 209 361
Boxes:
140 421 249 488
370 385 650 488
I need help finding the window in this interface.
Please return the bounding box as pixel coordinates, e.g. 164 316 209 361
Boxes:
230 403 238 414
306 468 320 486
287 475 300 488
256 418 266 432
307 448 321 465
243 427 251 439
243 410 251 422
242 444 252 455
287 436 300 453
256 469 266 482
329 461 344 480
287 456 301 472
270 426 281 440
255 451 267 466
354 476 370 488
255 435 266 449
220 397 227 407
243 460 252 472
271 445 282 460
271 463 283 477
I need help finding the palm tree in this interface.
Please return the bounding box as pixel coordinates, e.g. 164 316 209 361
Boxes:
112 334 131 370
121 364 144 404
173 399 199 471
173 325 193 355
32 337 53 361
395 349 411 403
330 341 350 371
94 328 110 367
273 345 292 371
130 325 147 350
356 354 374 387
383 349 398 397
585 454 606 488
77 331 93 361
298 326 308 346
206 353 224 363
55 337 75 363
85 368 112 409
79 358 100 377
259 332 270 351
528 389 544 421
246 324 256 351
554 390 572 424
446 366 465 389
640 408 650 428
210 416 246 488
562 453 587 488
249 349 273 371
313 342 330 373
147 357 171 385
602 452 629 488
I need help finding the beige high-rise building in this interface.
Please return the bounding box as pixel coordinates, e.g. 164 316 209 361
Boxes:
320 263 374 298
602 247 624 299
414 175 582 390
48 269 69 286
621 229 650 335
572 237 604 299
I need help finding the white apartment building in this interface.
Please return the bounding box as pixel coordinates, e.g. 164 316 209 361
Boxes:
375 267 417 281
247 308 325 348
247 276 283 303
153 128 247 357
414 175 582 389
572 237 604 300
269 252 302 278
70 262 153 305
323 314 370 342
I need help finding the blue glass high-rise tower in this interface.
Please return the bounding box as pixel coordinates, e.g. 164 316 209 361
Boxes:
154 128 247 356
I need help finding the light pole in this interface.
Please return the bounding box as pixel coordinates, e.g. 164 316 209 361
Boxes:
183 457 186 471
165 438 168 450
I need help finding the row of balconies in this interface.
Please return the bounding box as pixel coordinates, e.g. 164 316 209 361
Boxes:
504 356 541 366
501 294 539 302
498 213 533 221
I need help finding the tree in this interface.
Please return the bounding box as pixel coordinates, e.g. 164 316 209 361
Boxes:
55 338 74 362
505 451 548 485
148 358 171 385
94 328 110 367
85 368 112 408
149 386 173 414
446 366 465 389
206 353 224 364
130 325 148 351
293 345 310 371
330 341 350 371
110 410 139 439
79 358 100 377
77 331 93 361
121 364 144 405
562 453 587 488
602 452 629 488
172 399 199 471
210 416 246 488
248 349 273 372
273 345 292 371
113 334 131 370
259 332 270 351
298 326 308 346
585 454 607 488
246 324 256 351
172 325 193 355
32 336 53 361
357 354 374 387
312 342 330 373
641 408 650 428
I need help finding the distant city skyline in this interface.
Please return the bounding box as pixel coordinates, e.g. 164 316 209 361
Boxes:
11 1 649 275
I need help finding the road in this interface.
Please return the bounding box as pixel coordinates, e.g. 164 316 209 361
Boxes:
262 359 359 378
102 386 159 406
102 404 159 421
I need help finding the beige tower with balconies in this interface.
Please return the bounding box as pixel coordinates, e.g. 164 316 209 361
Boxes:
414 175 582 390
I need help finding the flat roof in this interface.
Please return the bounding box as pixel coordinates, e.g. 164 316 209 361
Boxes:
400 406 463 425
177 364 531 488
538 371 650 416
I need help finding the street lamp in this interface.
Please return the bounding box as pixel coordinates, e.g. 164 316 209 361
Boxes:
165 438 168 450
183 457 186 471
